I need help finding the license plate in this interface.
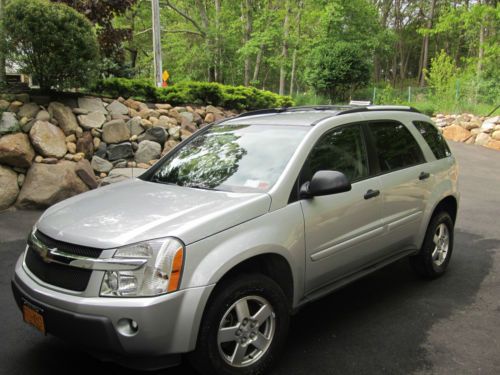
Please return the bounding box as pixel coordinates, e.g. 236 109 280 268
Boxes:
22 302 46 334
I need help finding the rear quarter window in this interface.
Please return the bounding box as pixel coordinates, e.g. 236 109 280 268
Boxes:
413 121 451 159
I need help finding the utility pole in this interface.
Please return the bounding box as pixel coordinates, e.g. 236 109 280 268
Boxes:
151 0 162 87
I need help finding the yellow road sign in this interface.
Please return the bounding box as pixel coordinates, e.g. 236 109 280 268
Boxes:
162 70 170 82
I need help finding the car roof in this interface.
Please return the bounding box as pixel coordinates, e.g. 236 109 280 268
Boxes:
223 105 421 127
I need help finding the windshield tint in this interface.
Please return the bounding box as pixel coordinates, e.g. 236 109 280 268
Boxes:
148 124 308 192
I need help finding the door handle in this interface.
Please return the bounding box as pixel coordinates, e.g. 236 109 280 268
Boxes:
364 189 380 200
419 171 430 180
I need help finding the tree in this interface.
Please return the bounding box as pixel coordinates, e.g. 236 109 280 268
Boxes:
305 42 371 101
4 0 99 91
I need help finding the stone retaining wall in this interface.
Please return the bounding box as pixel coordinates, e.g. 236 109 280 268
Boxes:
0 94 235 210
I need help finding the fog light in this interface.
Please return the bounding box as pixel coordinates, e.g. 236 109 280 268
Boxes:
117 318 139 336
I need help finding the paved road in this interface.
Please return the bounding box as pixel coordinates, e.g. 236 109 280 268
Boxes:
1 141 499 375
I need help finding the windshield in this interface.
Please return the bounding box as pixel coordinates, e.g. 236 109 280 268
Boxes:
148 124 308 192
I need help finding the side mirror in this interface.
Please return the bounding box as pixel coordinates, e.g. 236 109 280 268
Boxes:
300 170 351 198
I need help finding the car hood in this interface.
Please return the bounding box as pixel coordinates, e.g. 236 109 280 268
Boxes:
36 179 271 249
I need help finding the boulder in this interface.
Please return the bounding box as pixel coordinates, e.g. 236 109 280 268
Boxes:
78 97 108 114
138 127 167 144
78 111 106 130
491 130 500 141
0 99 10 110
155 103 172 110
76 131 94 158
91 155 113 173
162 140 179 156
8 101 23 113
109 168 145 178
107 100 129 116
206 105 224 115
94 142 107 158
18 102 40 119
48 102 79 135
0 133 35 168
107 142 133 161
127 116 144 136
124 98 142 111
29 121 67 158
475 132 490 146
36 110 50 122
16 161 88 209
0 165 19 210
180 111 194 123
135 140 161 163
102 119 130 144
0 112 20 135
442 125 471 143
480 116 499 133
75 159 98 189
204 112 215 123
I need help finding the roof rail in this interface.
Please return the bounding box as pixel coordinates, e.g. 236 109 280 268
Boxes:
337 105 421 115
235 104 421 120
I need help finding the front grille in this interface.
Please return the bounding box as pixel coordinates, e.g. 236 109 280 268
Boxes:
34 230 102 258
25 247 92 292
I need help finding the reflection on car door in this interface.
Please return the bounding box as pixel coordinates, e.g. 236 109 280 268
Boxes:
300 124 385 293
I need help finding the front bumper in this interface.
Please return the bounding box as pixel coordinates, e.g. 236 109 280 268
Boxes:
12 254 214 368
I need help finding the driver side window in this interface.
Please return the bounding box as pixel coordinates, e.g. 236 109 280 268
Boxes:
301 124 369 185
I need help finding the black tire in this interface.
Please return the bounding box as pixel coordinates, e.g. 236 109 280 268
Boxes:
189 274 290 375
410 211 454 279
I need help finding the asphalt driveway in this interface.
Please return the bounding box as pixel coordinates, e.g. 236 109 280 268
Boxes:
1 141 499 374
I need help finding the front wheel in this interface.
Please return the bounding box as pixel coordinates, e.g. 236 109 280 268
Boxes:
189 274 290 375
410 211 454 279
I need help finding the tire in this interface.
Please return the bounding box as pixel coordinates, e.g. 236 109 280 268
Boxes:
410 211 454 279
189 274 290 375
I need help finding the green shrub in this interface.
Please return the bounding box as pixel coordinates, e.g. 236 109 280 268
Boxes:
4 0 99 91
91 78 294 110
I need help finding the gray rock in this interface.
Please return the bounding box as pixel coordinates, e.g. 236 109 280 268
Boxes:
18 102 40 119
73 108 89 115
127 116 144 136
0 132 35 168
22 119 37 133
102 119 131 144
78 97 108 114
48 102 79 135
107 142 133 161
112 159 127 168
76 131 93 159
107 100 129 116
94 142 107 158
75 159 98 189
180 111 194 123
16 161 88 209
0 112 20 135
138 127 167 144
91 155 113 173
29 121 67 158
0 165 19 210
99 174 129 186
475 132 490 146
36 110 50 122
135 140 161 164
78 111 106 130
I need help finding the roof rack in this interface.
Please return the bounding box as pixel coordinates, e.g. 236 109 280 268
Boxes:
235 104 421 121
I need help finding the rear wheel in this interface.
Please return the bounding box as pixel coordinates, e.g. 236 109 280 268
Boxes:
190 274 290 375
410 211 454 278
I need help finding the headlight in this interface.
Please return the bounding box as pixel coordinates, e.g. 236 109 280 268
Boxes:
100 237 184 297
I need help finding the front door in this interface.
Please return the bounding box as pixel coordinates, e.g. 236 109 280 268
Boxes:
300 124 385 293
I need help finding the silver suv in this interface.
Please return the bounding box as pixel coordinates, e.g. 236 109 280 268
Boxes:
12 105 459 374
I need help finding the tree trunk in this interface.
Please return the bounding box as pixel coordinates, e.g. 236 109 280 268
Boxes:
253 45 263 83
215 0 222 82
242 0 253 86
419 0 436 86
279 0 291 95
289 0 303 96
0 0 6 87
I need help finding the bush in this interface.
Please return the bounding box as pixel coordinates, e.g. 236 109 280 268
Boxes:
92 78 294 110
4 0 99 91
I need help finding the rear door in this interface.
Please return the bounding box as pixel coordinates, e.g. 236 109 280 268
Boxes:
300 123 385 293
367 120 432 254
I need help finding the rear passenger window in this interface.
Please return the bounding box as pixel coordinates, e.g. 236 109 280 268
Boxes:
303 124 369 183
413 121 451 159
369 121 425 173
